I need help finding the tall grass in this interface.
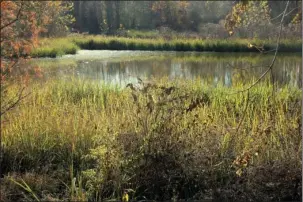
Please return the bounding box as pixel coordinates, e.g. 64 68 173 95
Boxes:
30 38 80 58
72 35 302 52
30 35 302 58
1 77 301 201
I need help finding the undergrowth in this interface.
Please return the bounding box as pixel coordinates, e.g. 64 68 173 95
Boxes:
0 78 301 201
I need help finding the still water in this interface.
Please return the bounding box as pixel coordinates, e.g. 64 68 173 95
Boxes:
30 50 302 87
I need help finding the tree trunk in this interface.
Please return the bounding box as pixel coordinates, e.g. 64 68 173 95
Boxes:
115 1 120 30
106 1 114 34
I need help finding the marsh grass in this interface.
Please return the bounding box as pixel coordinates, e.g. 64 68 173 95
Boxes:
72 36 301 52
30 35 302 58
30 38 80 58
1 77 301 201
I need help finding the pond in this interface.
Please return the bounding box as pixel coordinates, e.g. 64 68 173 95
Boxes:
29 50 302 87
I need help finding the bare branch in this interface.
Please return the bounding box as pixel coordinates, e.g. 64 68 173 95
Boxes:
228 1 290 95
270 7 299 21
0 87 30 117
226 62 269 70
0 2 23 30
262 49 277 54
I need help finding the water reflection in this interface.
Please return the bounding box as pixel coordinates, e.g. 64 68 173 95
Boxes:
32 51 302 87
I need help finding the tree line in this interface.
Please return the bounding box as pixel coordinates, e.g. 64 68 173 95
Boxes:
71 1 301 38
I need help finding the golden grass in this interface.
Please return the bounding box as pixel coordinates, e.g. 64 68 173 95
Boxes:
1 77 301 201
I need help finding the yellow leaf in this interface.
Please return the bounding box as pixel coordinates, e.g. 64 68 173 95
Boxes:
122 192 129 202
236 169 242 177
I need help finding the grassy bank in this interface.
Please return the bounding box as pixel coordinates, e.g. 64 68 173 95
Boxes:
30 35 302 58
1 78 301 201
30 38 80 58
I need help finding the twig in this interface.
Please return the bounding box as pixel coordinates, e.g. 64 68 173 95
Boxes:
226 62 268 70
225 1 290 156
262 49 277 54
0 87 31 117
0 2 24 30
270 7 299 21
228 1 290 95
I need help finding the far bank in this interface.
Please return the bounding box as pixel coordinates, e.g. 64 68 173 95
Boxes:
28 35 302 58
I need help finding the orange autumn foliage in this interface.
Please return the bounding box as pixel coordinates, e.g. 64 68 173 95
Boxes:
1 1 72 117
0 1 68 82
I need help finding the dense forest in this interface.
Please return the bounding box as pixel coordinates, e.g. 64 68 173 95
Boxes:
66 1 301 38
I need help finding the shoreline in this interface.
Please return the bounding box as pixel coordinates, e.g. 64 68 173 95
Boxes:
29 35 302 58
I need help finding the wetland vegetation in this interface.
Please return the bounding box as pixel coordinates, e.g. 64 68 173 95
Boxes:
1 78 301 201
30 36 301 58
1 1 302 201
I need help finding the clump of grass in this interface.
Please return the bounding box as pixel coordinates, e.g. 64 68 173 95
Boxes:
1 77 301 201
30 38 80 58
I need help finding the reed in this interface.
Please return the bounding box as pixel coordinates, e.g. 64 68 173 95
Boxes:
30 35 302 58
1 77 301 201
30 38 80 58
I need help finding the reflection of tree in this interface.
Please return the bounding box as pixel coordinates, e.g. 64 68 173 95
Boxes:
289 64 301 87
49 52 301 88
170 63 182 79
224 70 232 87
